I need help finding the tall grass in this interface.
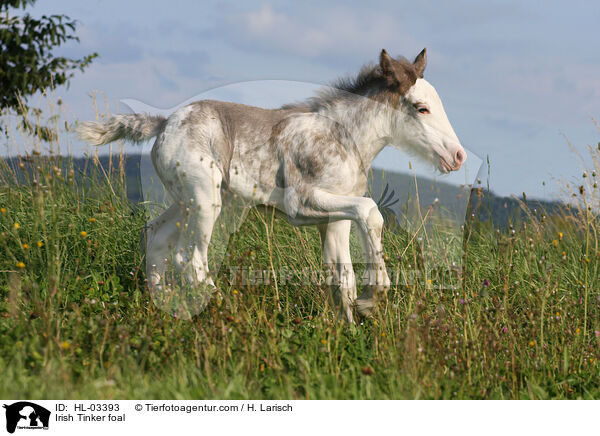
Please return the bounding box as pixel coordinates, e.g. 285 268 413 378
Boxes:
1 108 599 399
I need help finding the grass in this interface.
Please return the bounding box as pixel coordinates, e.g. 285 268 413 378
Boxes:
1 118 600 399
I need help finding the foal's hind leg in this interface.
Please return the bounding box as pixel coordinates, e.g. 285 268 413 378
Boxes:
173 159 223 287
145 204 182 288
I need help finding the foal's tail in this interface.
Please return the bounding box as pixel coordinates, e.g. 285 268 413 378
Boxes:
76 114 167 146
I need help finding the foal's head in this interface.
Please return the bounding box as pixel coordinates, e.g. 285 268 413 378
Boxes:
378 48 466 173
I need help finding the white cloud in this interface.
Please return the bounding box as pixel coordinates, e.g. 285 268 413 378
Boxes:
226 4 422 61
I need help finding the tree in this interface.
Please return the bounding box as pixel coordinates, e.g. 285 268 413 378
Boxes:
0 0 97 139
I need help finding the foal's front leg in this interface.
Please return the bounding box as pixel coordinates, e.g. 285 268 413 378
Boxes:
354 224 388 317
318 220 357 323
310 189 390 317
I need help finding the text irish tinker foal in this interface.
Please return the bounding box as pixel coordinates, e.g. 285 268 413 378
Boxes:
78 49 466 323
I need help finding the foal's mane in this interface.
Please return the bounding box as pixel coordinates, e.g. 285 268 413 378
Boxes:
282 56 415 111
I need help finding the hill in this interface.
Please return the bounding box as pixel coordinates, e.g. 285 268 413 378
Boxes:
1 153 567 228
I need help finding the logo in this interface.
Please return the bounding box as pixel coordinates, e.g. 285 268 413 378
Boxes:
3 402 50 434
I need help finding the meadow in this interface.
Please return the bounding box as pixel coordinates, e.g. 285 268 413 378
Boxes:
1 121 599 399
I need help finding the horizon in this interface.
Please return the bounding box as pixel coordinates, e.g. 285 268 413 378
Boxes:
2 150 566 205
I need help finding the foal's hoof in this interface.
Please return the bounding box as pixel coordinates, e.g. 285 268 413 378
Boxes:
355 298 376 317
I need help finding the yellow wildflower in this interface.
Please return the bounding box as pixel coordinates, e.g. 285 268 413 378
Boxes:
13 222 20 229
22 243 29 250
60 341 70 351
0 207 6 214
558 232 563 240
15 261 25 269
37 241 43 248
89 217 96 223
80 231 87 238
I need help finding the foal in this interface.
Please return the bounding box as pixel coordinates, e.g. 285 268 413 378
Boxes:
77 48 466 323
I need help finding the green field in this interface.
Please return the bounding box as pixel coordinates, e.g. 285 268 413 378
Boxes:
1 145 599 400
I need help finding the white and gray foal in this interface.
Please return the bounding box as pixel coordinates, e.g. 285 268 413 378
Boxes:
78 48 466 323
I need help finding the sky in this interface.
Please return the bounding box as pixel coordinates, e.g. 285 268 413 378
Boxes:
9 0 600 199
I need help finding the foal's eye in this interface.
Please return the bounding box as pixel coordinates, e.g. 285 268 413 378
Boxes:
416 106 430 114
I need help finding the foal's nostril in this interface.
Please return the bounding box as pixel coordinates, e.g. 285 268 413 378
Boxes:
454 149 465 165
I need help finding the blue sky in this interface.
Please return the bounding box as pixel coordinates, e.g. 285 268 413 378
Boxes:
15 0 600 199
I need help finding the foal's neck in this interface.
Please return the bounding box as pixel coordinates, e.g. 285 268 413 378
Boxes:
319 97 397 169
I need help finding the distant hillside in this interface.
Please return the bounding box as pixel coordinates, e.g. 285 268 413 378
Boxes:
1 153 566 228
368 166 565 228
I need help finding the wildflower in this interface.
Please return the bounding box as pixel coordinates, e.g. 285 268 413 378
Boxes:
22 243 29 250
595 331 600 337
0 207 6 214
232 289 238 294
361 366 375 376
529 341 535 347
556 312 560 317
13 222 20 229
37 241 43 248
483 279 490 287
502 326 508 334
175 221 181 228
381 332 386 337
60 341 70 351
558 232 563 241
552 240 558 246
320 339 327 345
15 261 25 269
89 218 96 223
576 328 581 334
80 231 87 238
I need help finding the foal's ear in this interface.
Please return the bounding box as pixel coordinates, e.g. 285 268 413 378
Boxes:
413 48 427 78
379 49 400 85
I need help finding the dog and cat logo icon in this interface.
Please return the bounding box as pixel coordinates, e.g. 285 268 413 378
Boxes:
3 402 50 433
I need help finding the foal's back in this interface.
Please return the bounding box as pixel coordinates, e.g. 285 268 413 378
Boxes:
179 100 306 173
